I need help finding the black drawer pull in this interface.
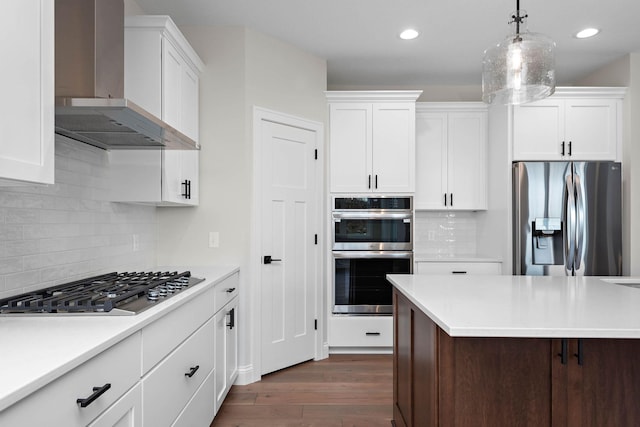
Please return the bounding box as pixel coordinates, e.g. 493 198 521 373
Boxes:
451 271 468 274
558 338 568 365
226 287 236 293
77 383 111 408
185 365 200 378
365 332 381 336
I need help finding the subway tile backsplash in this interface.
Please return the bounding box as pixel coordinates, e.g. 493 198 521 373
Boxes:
0 137 156 299
414 211 477 257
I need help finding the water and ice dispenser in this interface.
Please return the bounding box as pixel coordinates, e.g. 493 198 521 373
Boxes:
532 218 563 265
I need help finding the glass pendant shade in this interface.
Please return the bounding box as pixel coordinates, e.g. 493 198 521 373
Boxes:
482 10 556 105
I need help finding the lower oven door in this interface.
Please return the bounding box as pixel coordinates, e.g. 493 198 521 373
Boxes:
333 251 413 315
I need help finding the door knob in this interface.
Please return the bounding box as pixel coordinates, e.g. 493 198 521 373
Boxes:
263 255 282 264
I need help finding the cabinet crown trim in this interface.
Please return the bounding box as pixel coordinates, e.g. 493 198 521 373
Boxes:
325 90 422 103
416 102 488 113
551 86 627 99
125 15 205 72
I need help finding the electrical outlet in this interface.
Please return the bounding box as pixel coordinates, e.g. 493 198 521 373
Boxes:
209 231 220 248
132 234 140 252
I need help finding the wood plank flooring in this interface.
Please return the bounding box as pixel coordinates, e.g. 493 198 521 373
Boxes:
210 354 393 427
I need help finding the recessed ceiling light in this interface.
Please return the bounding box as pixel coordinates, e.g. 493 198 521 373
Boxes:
575 28 600 39
399 29 419 40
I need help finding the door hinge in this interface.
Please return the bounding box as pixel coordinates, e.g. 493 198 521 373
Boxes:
314 319 318 330
314 149 318 160
314 234 318 245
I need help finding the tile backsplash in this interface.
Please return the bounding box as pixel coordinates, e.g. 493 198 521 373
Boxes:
0 137 156 299
414 211 477 257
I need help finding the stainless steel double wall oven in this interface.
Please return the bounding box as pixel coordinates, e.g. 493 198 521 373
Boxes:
332 196 413 315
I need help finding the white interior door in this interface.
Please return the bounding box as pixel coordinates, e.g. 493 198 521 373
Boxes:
260 119 318 375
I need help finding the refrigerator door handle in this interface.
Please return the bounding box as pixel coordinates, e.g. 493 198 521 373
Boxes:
564 174 576 274
574 173 585 272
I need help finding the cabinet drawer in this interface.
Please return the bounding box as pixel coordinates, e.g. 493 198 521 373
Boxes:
328 316 393 348
0 332 140 426
415 261 502 275
88 382 142 427
143 316 215 427
213 272 239 314
142 286 214 373
172 368 216 427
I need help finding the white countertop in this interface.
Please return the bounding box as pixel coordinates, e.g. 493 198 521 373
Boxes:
387 274 640 339
0 265 239 412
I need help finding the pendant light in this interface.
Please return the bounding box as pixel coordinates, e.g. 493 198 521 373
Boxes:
482 0 556 105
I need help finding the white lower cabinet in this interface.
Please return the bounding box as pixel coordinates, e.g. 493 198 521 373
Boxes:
1 272 241 427
415 261 502 275
142 317 215 427
214 294 239 410
88 383 142 427
0 332 141 427
328 316 393 349
172 369 216 427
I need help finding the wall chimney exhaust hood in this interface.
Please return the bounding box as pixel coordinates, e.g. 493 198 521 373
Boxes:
54 0 199 150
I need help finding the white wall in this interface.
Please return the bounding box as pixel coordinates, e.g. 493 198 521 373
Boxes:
576 53 640 275
0 137 156 299
154 25 327 383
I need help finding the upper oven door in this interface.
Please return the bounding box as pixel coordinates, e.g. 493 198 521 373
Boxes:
333 212 412 250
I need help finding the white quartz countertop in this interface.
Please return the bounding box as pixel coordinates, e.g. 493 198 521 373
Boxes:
0 265 239 412
387 274 640 339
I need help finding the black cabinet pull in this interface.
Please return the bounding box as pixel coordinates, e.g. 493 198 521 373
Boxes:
227 307 236 329
368 175 371 189
185 365 200 378
568 141 572 156
450 193 453 207
181 180 191 199
375 175 378 189
558 338 568 365
77 383 111 408
574 338 584 366
226 287 236 293
365 332 381 336
444 193 447 206
561 141 565 156
451 271 467 274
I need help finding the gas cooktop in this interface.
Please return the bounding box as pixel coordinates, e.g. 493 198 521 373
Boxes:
0 271 204 316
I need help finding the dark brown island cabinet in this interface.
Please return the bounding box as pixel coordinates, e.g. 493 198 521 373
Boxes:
393 288 640 427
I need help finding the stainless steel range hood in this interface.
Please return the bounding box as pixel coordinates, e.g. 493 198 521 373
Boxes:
55 0 198 150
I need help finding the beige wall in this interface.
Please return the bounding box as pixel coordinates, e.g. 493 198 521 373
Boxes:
155 25 327 382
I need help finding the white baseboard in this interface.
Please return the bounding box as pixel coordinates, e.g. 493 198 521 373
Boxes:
234 363 258 385
328 346 393 355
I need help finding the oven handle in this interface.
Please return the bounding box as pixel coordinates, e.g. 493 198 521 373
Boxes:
332 212 412 220
332 251 413 259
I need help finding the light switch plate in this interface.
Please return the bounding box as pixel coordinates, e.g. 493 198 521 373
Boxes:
209 231 220 248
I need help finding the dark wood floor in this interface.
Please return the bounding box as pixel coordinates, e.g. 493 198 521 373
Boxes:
210 354 393 427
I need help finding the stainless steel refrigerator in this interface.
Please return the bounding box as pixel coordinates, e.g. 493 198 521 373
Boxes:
513 161 622 276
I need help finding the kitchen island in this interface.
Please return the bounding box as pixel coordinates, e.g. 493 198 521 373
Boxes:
387 274 640 427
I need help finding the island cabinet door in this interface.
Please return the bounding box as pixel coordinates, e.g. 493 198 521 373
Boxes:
554 338 640 427
393 291 438 427
437 334 553 426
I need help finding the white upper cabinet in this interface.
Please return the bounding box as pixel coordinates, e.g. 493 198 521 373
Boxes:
109 149 199 206
124 15 204 143
415 103 488 210
327 91 422 193
512 88 625 161
0 0 54 186
113 15 204 206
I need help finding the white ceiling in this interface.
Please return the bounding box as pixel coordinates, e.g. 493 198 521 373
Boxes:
133 0 640 87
